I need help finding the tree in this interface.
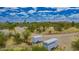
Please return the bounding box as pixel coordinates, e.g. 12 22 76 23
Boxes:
13 33 22 44
23 30 31 45
0 32 6 48
48 30 52 34
72 38 79 50
71 21 75 27
54 26 62 31
7 22 16 33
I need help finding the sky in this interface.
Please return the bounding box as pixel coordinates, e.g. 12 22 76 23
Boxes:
0 7 79 22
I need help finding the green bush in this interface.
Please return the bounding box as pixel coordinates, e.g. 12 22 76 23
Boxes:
3 47 29 51
0 32 6 48
23 30 31 43
13 33 22 44
72 38 79 50
32 46 48 51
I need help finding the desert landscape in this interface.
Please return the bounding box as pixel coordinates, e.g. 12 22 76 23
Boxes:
0 7 79 51
0 21 79 51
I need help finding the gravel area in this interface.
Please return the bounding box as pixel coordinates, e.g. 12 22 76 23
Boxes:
42 32 79 50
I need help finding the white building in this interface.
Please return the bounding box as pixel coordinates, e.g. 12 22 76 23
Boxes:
43 38 58 51
32 35 43 43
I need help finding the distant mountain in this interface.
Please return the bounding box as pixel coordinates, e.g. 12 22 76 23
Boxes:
0 7 79 22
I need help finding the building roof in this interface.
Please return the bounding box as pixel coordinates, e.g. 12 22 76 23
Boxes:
33 35 42 38
44 38 58 44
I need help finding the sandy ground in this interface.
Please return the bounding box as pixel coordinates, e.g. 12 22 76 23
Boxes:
42 32 79 51
0 27 79 51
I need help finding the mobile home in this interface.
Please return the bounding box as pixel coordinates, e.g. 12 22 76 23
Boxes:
43 38 58 51
32 35 42 43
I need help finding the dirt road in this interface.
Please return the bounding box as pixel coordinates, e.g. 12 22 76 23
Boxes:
43 32 79 50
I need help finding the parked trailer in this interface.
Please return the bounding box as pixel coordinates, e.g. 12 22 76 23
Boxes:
43 38 58 51
32 35 42 43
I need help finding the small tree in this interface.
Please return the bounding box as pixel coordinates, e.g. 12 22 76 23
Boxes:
54 26 62 31
0 32 6 48
13 33 22 44
48 30 52 34
71 21 75 27
72 38 79 50
23 30 31 44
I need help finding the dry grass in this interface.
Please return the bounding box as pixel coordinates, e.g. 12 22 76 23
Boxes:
63 27 79 33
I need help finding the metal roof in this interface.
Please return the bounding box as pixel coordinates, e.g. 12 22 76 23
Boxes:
32 35 42 38
44 38 58 44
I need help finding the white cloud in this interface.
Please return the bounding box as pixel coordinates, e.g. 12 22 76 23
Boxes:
0 9 6 12
17 12 29 17
18 12 26 15
9 7 18 9
56 7 79 12
0 7 18 13
68 14 79 18
28 10 36 14
8 11 29 18
38 10 53 12
54 7 70 12
10 13 16 15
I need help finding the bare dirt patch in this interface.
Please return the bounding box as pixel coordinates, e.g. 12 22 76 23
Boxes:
42 32 79 51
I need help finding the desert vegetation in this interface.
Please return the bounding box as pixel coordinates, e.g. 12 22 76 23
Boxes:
0 21 79 51
72 37 79 50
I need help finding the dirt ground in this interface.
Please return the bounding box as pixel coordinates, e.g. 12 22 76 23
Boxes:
42 32 79 51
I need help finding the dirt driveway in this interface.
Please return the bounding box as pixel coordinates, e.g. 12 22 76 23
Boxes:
42 32 79 51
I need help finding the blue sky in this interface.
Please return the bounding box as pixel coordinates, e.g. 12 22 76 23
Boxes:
0 7 79 22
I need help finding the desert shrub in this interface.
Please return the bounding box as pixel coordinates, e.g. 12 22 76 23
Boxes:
3 47 29 51
48 30 52 34
0 32 6 48
32 46 48 51
72 38 79 50
13 33 22 44
54 26 63 31
4 48 14 51
54 46 65 51
23 30 31 42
